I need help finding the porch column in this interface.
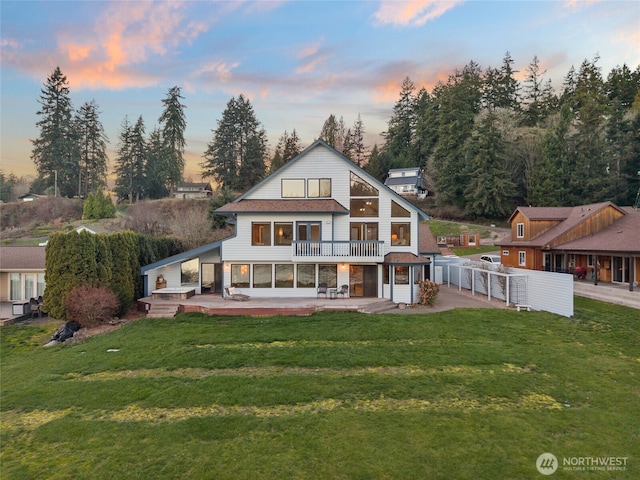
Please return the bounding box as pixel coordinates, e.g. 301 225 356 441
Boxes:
630 255 635 292
593 252 598 286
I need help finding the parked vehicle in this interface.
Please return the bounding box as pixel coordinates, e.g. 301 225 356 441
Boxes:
480 254 501 264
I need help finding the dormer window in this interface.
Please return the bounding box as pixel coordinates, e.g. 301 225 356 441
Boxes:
516 222 524 238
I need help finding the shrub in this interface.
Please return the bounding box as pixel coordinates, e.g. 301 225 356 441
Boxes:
65 286 119 328
418 279 440 306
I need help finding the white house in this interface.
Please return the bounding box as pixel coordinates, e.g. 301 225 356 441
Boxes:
384 167 428 196
141 140 434 304
173 182 213 199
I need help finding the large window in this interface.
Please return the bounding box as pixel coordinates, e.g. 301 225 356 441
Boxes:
391 200 410 217
318 264 337 288
350 198 379 217
297 264 315 288
231 264 250 287
253 264 272 288
37 273 45 296
252 222 271 246
350 222 378 240
307 178 331 198
282 178 331 198
10 273 21 301
282 179 305 197
394 266 409 284
391 223 411 246
181 259 199 286
297 222 321 241
24 274 35 300
350 172 378 196
275 222 293 245
516 223 524 238
275 264 294 288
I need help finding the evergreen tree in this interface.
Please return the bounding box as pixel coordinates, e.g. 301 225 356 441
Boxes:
522 56 546 126
145 127 169 199
383 76 417 168
74 100 108 197
414 87 439 170
31 67 78 197
158 86 186 193
528 105 573 206
271 128 303 173
319 114 345 151
364 144 391 181
483 52 520 111
433 62 483 207
201 94 266 191
463 112 515 217
568 57 610 203
282 128 302 162
350 114 368 166
114 116 146 202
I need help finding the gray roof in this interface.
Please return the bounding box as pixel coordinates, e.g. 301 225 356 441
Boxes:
0 246 46 271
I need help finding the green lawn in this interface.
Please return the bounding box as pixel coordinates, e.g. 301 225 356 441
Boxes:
1 298 638 479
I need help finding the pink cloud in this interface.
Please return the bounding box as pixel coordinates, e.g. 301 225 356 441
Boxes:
13 0 211 90
373 0 464 27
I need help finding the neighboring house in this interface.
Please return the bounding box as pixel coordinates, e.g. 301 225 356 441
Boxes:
500 202 639 287
142 140 434 304
18 193 45 202
0 246 46 302
173 182 213 199
39 225 109 245
384 167 428 197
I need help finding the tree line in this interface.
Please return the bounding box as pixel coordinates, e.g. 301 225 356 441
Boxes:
29 67 186 202
368 54 640 217
26 55 639 218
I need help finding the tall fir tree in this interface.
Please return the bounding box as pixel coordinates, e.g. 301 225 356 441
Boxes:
145 127 169 199
463 112 515 217
114 116 146 203
158 86 186 193
74 100 108 197
433 62 483 207
383 76 417 168
31 66 78 197
350 114 368 167
201 94 266 191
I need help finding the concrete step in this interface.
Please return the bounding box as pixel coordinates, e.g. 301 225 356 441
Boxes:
147 304 180 318
359 300 398 314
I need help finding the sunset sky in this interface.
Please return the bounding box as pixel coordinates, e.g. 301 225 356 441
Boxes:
1 0 639 180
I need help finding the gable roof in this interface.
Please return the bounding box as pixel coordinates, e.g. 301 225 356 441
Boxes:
216 199 349 215
0 246 46 271
502 202 631 248
555 208 640 253
176 182 212 190
221 139 430 220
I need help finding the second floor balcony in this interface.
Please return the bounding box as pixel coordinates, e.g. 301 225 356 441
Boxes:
292 240 385 263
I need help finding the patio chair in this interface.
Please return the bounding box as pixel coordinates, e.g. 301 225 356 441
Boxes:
336 284 349 298
29 297 42 318
225 287 250 301
317 283 328 298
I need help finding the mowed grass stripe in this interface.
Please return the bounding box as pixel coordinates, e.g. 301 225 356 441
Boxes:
3 392 561 429
64 363 536 381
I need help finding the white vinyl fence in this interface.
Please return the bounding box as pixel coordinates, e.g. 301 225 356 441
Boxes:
435 257 574 317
